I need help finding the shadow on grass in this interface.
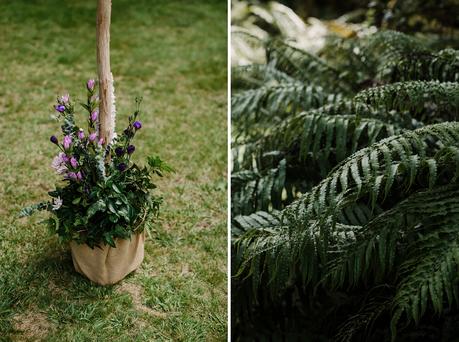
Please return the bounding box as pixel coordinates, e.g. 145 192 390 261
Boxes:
0 243 126 336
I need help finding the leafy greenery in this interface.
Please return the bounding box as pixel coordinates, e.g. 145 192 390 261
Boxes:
0 0 226 340
21 84 172 248
231 1 459 340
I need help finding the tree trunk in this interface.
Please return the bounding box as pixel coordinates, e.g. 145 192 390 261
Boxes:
96 0 114 144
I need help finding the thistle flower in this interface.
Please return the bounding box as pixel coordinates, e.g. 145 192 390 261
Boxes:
127 145 135 154
115 147 124 157
117 163 127 172
133 121 142 130
90 110 98 122
89 132 97 142
70 157 78 168
86 79 95 92
52 197 63 210
55 104 65 113
51 152 68 175
63 135 72 150
50 135 58 144
77 129 84 140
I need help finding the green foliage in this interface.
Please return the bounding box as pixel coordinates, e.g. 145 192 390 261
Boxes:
22 85 173 248
147 156 175 176
49 163 164 248
232 23 459 341
19 202 50 217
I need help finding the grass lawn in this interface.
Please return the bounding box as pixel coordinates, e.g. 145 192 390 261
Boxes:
0 0 227 340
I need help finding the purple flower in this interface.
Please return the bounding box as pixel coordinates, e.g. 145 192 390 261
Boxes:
59 94 70 104
70 157 78 168
127 145 135 154
67 172 77 180
86 79 95 92
115 147 124 157
55 104 65 113
76 171 83 181
133 121 142 130
62 154 69 163
117 163 127 172
51 152 68 175
98 137 105 146
63 135 72 150
89 132 97 142
50 135 58 144
90 110 98 122
77 129 85 140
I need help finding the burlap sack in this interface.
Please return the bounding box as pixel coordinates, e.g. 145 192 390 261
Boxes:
70 232 145 285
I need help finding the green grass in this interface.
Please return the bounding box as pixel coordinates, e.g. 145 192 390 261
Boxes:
0 0 227 340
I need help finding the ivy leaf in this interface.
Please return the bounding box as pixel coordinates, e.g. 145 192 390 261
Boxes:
87 200 106 218
107 200 117 214
103 232 116 248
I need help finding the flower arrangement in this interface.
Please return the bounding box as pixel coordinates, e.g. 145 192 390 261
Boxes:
21 80 172 248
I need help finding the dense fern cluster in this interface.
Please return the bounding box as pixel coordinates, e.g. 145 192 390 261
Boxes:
232 25 459 341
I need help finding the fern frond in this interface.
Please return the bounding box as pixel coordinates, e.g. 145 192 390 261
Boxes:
364 31 459 83
232 64 296 90
364 31 429 81
237 111 399 176
232 82 342 124
235 122 459 299
267 40 352 93
335 295 391 342
326 183 459 285
232 112 400 216
382 48 459 83
354 81 459 123
231 16 459 339
391 217 459 331
231 159 287 216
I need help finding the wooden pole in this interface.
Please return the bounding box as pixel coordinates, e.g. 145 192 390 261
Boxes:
96 0 113 144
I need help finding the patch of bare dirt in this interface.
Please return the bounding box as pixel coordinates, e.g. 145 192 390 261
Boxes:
12 309 53 341
117 282 167 318
47 280 64 296
180 263 193 277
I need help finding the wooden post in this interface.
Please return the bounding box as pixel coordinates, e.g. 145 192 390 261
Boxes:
96 0 113 144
